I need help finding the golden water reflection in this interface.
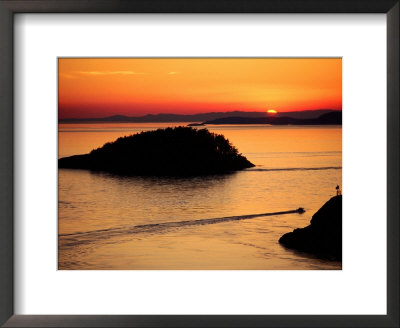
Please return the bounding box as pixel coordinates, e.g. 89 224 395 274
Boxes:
58 123 341 270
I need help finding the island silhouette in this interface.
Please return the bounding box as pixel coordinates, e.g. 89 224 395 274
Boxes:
58 126 255 176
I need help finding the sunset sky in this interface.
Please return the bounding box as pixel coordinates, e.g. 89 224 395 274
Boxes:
58 58 342 119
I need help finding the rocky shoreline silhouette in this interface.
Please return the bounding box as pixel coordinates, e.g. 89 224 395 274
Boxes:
58 127 254 176
279 195 342 261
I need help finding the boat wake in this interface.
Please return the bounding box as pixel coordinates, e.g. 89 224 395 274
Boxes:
246 166 342 172
59 208 303 248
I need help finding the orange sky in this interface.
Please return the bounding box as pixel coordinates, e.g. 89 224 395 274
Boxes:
58 58 342 118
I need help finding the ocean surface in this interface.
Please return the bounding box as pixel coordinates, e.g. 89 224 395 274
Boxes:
58 123 342 270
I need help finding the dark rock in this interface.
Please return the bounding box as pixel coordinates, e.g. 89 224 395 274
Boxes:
279 195 342 260
58 126 254 176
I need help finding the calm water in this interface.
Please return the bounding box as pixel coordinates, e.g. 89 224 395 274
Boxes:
58 123 342 270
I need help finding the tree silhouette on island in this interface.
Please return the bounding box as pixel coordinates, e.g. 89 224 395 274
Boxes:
58 127 255 176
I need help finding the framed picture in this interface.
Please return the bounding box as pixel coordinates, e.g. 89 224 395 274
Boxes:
0 0 398 327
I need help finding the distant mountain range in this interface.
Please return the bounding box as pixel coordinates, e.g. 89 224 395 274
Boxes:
273 109 337 119
202 111 342 125
58 109 339 123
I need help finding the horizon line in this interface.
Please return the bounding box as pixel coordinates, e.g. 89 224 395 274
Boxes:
58 109 342 120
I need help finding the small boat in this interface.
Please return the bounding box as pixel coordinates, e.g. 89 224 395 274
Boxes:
297 207 305 214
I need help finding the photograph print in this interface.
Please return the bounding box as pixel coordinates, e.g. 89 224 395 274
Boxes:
58 58 342 270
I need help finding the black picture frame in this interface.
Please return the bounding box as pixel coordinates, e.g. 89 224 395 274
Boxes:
0 1 398 327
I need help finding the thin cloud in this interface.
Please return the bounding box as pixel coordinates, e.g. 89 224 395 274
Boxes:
167 71 178 75
60 73 76 79
76 71 146 76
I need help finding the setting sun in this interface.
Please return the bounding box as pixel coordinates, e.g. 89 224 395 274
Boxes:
267 109 278 114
